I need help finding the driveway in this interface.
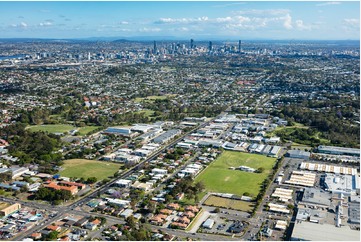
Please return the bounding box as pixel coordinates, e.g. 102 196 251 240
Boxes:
188 210 210 233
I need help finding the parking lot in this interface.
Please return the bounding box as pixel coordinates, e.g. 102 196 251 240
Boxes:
198 213 247 236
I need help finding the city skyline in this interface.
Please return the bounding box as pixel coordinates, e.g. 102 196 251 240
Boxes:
0 1 359 40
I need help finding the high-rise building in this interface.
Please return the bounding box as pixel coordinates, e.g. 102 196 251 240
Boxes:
190 39 194 49
153 41 157 54
238 40 242 53
208 41 213 51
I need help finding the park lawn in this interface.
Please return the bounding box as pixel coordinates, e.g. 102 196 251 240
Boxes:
27 124 100 136
313 131 331 145
134 109 155 117
27 124 74 134
134 94 176 103
77 126 101 136
194 151 276 198
204 195 254 212
267 122 308 137
179 191 207 206
291 142 312 151
59 159 122 180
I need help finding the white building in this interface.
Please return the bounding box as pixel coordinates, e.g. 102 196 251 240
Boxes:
151 168 168 175
113 179 132 188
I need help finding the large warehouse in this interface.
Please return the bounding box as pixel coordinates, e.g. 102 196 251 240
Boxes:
317 145 360 157
0 202 21 217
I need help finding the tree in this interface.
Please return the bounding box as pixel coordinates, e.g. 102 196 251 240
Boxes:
255 167 265 173
47 231 59 240
0 171 12 182
287 204 294 210
165 194 173 203
86 177 98 184
194 181 205 193
20 186 28 193
126 215 137 229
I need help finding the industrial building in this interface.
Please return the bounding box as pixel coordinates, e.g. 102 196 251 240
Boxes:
271 188 293 202
0 203 21 217
284 171 316 187
348 201 360 224
296 207 327 223
317 145 360 157
269 145 282 157
275 220 287 230
291 221 360 241
300 162 358 175
103 127 132 136
131 124 155 133
268 203 290 214
323 173 359 196
153 129 181 144
300 187 331 208
198 139 223 148
286 150 311 160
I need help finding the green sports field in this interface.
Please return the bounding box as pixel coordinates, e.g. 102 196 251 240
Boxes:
134 94 176 103
195 151 276 198
27 124 74 133
59 159 122 180
27 124 100 136
204 195 254 212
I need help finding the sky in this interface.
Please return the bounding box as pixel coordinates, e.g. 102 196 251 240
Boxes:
0 1 359 40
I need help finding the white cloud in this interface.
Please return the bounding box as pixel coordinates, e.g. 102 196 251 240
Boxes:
282 14 293 29
295 20 312 30
177 27 189 32
316 2 341 7
215 17 233 23
39 21 53 27
155 16 209 24
138 27 161 32
155 18 187 24
119 21 129 25
10 22 28 28
343 18 360 32
344 18 360 27
235 9 290 16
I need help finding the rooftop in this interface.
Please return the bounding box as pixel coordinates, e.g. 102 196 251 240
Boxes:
301 187 331 207
0 202 10 210
291 221 360 241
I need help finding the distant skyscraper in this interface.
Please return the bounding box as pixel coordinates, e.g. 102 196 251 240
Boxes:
238 40 242 53
209 41 212 51
190 39 194 49
153 41 157 54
